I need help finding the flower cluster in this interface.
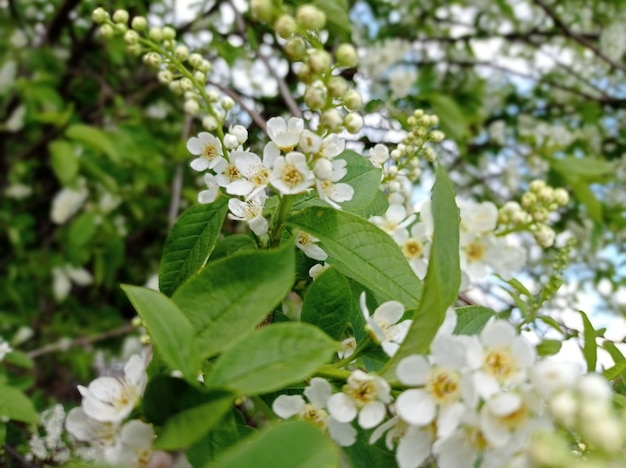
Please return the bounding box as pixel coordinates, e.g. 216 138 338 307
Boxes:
64 354 156 466
273 317 626 468
191 116 354 238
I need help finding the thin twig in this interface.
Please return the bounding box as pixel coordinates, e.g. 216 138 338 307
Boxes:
227 0 302 118
168 115 192 227
27 324 135 359
209 81 267 132
534 0 626 73
3 444 38 468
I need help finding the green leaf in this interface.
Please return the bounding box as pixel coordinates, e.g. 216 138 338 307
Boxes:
602 342 626 382
206 323 337 395
172 242 295 358
569 179 603 223
383 164 460 378
579 310 597 372
122 285 200 382
337 150 383 212
301 267 351 340
286 207 421 308
454 306 496 335
313 0 351 35
211 420 341 468
65 124 121 163
155 392 234 450
0 386 39 424
350 189 389 219
159 200 228 296
536 339 562 357
143 376 209 425
68 212 98 248
49 140 79 185
549 156 614 181
424 93 467 140
210 234 258 262
603 359 626 381
3 351 34 369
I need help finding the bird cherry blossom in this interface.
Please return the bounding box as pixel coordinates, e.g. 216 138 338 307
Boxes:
270 151 315 195
227 193 269 236
266 116 304 151
295 231 327 261
360 292 411 357
187 132 226 172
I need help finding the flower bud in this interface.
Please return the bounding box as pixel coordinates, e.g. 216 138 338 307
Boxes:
327 76 348 97
221 96 235 110
230 125 248 144
224 133 239 149
320 108 343 132
131 16 147 31
162 26 176 40
99 24 114 39
344 112 363 134
554 188 569 205
274 14 297 38
114 23 128 34
207 89 220 102
532 207 548 223
175 45 190 60
429 130 445 142
184 99 200 115
168 80 183 95
296 5 326 31
533 224 555 248
180 77 193 92
335 43 357 68
92 7 109 24
112 9 129 24
314 159 333 181
307 49 331 74
202 115 218 131
124 30 139 45
284 37 306 61
127 44 142 56
529 179 546 193
521 192 537 209
189 53 203 68
251 0 274 22
342 89 362 110
157 70 174 84
148 27 163 42
198 59 212 73
143 52 162 67
304 81 327 110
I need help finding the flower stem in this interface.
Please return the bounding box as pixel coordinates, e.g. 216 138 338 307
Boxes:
330 336 372 368
314 365 351 382
270 195 294 247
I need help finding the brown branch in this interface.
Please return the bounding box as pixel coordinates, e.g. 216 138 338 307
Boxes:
3 444 38 468
209 81 267 132
533 0 626 73
27 324 135 359
168 116 192 227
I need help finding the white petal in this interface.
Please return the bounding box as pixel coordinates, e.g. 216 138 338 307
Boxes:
473 371 500 400
373 301 405 326
198 188 218 204
481 320 516 347
120 419 154 448
358 401 386 429
186 136 203 155
395 389 436 426
124 355 147 390
327 393 357 423
226 180 254 197
248 216 268 236
232 151 261 177
272 395 306 419
396 426 432 468
396 355 430 385
190 157 209 172
327 418 357 447
436 402 465 439
304 378 332 408
381 341 400 357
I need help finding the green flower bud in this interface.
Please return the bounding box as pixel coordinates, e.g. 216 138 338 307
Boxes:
274 14 297 39
284 37 306 61
148 27 163 42
112 9 129 24
296 5 326 31
99 24 114 39
92 8 109 24
131 16 147 31
335 43 358 68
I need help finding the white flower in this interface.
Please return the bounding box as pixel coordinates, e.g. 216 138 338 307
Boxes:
316 159 354 209
393 222 430 278
228 193 268 236
273 378 356 446
360 293 411 357
0 338 12 361
317 133 346 159
50 185 88 224
65 407 118 447
266 116 304 151
198 173 220 204
370 144 390 168
270 151 315 195
389 67 417 100
187 132 226 172
296 231 327 261
78 355 148 423
229 125 248 145
327 370 391 429
530 360 580 399
227 144 277 199
395 335 474 438
459 200 499 234
52 264 94 302
103 419 154 467
370 416 434 468
466 320 536 400
369 203 415 235
338 337 356 360
299 129 322 154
